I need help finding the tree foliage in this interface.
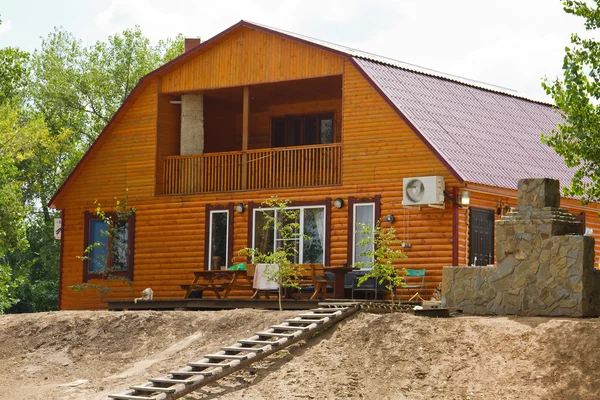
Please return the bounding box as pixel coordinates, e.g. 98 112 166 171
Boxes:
0 25 183 313
542 0 600 202
238 197 309 311
354 222 407 305
30 26 183 144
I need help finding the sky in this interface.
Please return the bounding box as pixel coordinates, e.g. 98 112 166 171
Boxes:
0 0 596 102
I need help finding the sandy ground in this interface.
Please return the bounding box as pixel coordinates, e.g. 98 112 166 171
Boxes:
1 309 599 400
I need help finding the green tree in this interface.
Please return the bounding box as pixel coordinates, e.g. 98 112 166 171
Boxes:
0 25 183 313
30 26 183 144
542 0 600 202
354 222 407 306
0 47 30 105
0 105 70 312
239 197 309 311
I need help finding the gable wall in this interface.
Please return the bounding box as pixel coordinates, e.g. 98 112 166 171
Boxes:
56 42 463 310
161 27 344 93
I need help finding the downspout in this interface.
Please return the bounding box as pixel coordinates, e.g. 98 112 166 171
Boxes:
452 187 458 266
58 210 65 310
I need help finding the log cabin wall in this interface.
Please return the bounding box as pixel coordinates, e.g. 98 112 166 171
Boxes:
54 56 464 309
55 26 599 309
246 99 343 149
203 96 240 153
155 94 181 192
160 27 344 93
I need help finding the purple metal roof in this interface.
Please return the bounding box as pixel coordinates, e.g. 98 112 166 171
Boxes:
249 21 572 191
354 58 570 190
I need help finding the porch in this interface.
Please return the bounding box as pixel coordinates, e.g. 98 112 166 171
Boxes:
156 75 343 195
162 143 342 194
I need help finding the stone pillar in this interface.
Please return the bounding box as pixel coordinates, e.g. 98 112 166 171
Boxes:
180 94 204 155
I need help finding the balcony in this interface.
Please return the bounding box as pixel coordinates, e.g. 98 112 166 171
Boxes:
162 143 342 195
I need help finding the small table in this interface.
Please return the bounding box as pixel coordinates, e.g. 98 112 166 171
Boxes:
324 266 356 299
183 270 251 299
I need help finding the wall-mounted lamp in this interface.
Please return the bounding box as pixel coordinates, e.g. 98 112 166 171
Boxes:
333 198 345 209
497 200 511 216
235 203 245 213
458 190 470 206
385 214 395 223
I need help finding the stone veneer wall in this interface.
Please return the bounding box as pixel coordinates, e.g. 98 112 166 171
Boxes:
180 94 204 155
442 178 600 317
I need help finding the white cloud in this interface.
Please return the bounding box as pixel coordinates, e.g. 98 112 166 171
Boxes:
0 19 13 36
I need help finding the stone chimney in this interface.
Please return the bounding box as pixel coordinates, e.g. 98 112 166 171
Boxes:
442 178 599 317
184 38 201 53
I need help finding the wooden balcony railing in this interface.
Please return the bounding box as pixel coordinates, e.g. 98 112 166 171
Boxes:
162 143 342 195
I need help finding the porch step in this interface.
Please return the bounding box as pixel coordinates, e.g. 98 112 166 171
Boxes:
297 313 337 318
187 362 231 368
312 306 350 312
109 304 359 400
271 325 309 331
149 378 192 385
221 346 264 353
238 339 280 346
169 370 215 376
255 331 296 337
205 354 248 360
130 386 175 393
285 319 323 324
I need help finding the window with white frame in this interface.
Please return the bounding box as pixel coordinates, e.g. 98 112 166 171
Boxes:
252 206 326 264
352 202 375 268
208 210 229 270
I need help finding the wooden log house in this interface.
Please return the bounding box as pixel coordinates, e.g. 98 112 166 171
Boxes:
49 21 600 310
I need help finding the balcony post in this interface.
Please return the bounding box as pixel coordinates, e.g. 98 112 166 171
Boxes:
241 86 249 189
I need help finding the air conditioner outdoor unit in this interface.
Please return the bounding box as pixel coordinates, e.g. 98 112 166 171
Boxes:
402 176 445 206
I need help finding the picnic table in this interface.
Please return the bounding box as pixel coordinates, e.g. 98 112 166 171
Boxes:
180 270 253 299
323 266 356 299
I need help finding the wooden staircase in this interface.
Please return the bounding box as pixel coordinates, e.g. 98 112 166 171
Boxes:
108 302 358 400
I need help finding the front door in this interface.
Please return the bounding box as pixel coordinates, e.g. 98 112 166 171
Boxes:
469 208 495 266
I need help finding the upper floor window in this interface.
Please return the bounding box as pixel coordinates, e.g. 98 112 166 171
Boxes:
271 113 334 148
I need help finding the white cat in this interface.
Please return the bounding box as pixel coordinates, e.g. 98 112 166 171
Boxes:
134 288 153 304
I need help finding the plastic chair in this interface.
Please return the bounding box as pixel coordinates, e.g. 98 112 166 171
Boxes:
402 269 426 300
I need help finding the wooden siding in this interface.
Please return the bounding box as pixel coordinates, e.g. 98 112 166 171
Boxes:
342 60 460 296
57 56 464 309
160 27 344 93
155 94 181 193
57 32 600 310
247 99 343 149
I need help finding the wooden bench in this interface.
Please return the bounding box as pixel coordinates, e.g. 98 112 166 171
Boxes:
292 264 334 300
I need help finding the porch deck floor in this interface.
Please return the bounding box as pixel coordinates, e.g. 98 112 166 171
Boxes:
105 298 364 311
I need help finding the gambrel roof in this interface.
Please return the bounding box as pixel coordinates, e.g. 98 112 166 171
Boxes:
250 22 567 190
49 20 568 207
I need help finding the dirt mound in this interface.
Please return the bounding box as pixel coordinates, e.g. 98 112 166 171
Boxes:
1 310 599 399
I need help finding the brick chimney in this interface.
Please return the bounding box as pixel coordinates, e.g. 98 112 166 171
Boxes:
184 38 201 53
